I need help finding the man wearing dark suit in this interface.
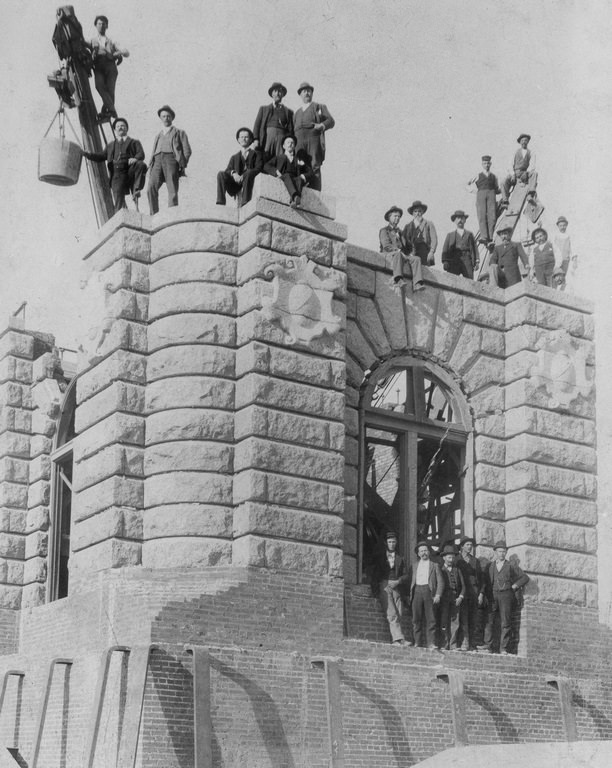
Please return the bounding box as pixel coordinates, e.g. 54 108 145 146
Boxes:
480 541 529 655
410 541 444 649
253 82 294 159
467 155 500 244
439 545 466 650
441 210 479 279
379 207 425 292
264 135 313 208
147 105 192 214
371 531 411 645
83 117 146 213
294 81 335 192
216 127 264 207
489 225 530 288
403 201 438 266
455 536 485 651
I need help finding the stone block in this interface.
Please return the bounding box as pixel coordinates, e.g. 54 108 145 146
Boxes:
236 246 301 285
332 241 347 269
449 325 482 375
235 277 275 316
346 356 364 390
505 489 597 526
474 436 505 465
70 539 142 577
474 490 505 521
516 544 596 581
234 436 343 483
148 345 234 382
145 471 232 507
77 350 146 404
234 372 344 419
463 296 504 329
344 406 358 438
343 554 357 584
535 302 585 337
106 289 148 322
0 357 32 385
373 274 408 351
0 331 34 360
26 506 50 533
346 292 356 320
506 433 596 472
148 282 236 321
149 251 237 290
474 463 505 493
145 441 233 475
347 320 377 371
83 226 150 273
143 504 232 539
506 516 596 553
474 413 505 439
74 476 143 521
505 406 595 445
235 341 344 390
505 349 539 384
148 313 236 351
355 296 391 357
432 291 464 362
0 382 26 407
233 469 340 514
29 435 52 459
71 507 143 551
344 436 359 467
474 518 505 547
468 385 504 419
30 412 58 437
0 432 30 460
463 356 505 395
73 445 144 492
252 174 337 220
506 461 596 498
348 263 376 296
150 221 238 261
233 502 343 546
405 289 437 352
505 325 540 356
26 480 50 509
76 382 144 433
24 530 47 558
146 408 233 444
22 557 45 585
505 377 594 419
344 523 357 555
0 482 27 508
75 413 145 461
248 195 347 241
0 456 29 484
344 496 358 526
344 465 359 496
0 532 25 559
142 538 231 569
232 533 339 575
270 222 333 266
232 534 266 568
529 574 586 605
586 582 598 608
238 216 272 254
0 585 22 610
234 405 343 451
146 376 234 413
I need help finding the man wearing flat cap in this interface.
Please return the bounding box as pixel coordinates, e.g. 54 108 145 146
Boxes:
441 211 479 279
410 541 444 649
371 531 411 645
89 15 129 120
216 127 264 207
147 105 192 215
479 541 529 655
379 207 425 292
501 134 537 207
294 82 335 191
488 225 530 288
455 536 485 650
253 83 294 160
467 156 500 244
403 201 438 266
83 117 147 213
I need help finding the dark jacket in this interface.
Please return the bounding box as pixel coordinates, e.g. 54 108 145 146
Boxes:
379 225 411 255
149 126 192 171
371 550 409 594
253 103 294 149
441 229 478 267
410 560 444 602
456 553 484 598
225 147 264 175
484 559 529 602
440 564 466 602
263 153 313 183
85 137 145 183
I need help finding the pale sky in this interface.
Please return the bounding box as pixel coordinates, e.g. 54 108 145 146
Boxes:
2 1 612 614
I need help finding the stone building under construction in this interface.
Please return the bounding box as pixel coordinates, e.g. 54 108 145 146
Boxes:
0 177 609 767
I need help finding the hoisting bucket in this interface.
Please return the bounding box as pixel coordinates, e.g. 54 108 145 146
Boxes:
38 136 82 186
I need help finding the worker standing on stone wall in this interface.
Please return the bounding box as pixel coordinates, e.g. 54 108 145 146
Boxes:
89 15 129 120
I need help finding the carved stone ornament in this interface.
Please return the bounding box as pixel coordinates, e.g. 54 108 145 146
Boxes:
261 254 342 344
530 329 593 409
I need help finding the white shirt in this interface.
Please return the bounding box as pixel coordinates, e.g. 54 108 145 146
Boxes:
416 559 430 585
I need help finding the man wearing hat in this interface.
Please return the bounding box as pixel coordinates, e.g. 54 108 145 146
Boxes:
455 536 484 650
441 211 479 279
83 117 147 213
402 202 438 266
216 127 264 207
501 134 537 207
439 545 466 650
293 82 335 191
480 541 529 655
410 541 444 649
253 83 294 159
89 15 130 120
467 156 501 244
264 134 314 208
147 106 192 214
553 216 575 287
530 226 555 287
371 531 411 645
379 207 425 292
488 225 530 288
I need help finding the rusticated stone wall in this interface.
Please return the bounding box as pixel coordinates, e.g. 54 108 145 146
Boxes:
344 244 596 608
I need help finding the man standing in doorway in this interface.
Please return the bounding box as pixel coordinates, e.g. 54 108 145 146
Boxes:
410 541 444 649
147 105 192 215
455 536 484 650
372 531 410 645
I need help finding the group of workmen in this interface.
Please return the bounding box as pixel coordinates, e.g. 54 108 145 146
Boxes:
380 134 575 291
372 531 529 655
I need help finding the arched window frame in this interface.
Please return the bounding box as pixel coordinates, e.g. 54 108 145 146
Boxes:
358 355 474 582
47 378 76 602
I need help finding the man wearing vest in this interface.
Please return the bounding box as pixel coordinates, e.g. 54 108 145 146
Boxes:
410 541 444 649
467 155 500 244
371 531 411 645
147 105 192 215
479 541 529 655
488 225 530 288
501 133 537 206
455 536 485 651
379 206 425 292
439 545 466 650
253 82 294 160
441 210 479 279
403 201 438 266
83 117 147 213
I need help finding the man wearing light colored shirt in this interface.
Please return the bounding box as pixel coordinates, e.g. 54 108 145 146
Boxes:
501 133 537 206
89 15 129 119
410 541 444 649
147 105 192 214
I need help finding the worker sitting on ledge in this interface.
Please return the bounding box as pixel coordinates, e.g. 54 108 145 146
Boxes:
379 206 425 292
263 135 313 208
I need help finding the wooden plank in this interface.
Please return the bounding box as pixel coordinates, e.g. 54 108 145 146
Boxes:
116 646 152 768
437 670 468 746
312 658 344 768
31 659 73 768
186 646 213 768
